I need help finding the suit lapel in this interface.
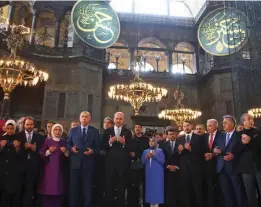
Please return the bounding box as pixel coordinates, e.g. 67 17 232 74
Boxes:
120 126 125 137
165 141 172 155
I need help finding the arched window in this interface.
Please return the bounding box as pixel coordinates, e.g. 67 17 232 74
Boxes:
106 41 130 70
172 42 196 74
36 8 56 47
135 0 168 16
169 1 193 18
110 0 206 18
172 64 192 74
138 38 168 72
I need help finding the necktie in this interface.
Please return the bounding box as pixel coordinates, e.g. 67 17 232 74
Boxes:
225 133 230 146
27 133 32 143
82 128 86 138
171 141 174 153
209 133 214 150
186 135 190 143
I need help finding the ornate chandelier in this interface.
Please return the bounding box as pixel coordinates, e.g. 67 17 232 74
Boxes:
248 108 261 118
108 54 168 115
0 24 49 100
158 86 202 126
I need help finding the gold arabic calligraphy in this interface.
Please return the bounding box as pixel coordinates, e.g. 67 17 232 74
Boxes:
77 4 115 44
202 11 247 53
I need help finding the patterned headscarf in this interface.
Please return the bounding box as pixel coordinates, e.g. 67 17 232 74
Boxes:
51 123 63 139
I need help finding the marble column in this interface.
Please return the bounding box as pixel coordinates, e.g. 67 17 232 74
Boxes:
129 48 134 69
7 2 15 31
30 9 38 45
167 50 173 73
54 17 62 48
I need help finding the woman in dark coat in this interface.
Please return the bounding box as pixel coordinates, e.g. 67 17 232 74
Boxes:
0 119 24 207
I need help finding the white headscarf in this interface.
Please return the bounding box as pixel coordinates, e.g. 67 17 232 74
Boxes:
5 119 17 130
51 123 63 140
3 119 17 136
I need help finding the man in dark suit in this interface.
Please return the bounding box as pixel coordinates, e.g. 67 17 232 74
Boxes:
101 112 133 207
93 117 113 207
235 113 261 207
127 123 149 207
203 119 221 207
161 127 181 207
67 111 100 207
176 120 205 207
213 115 245 207
17 116 45 207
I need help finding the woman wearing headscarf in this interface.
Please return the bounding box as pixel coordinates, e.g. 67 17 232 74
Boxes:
142 137 165 207
38 124 68 207
0 120 23 207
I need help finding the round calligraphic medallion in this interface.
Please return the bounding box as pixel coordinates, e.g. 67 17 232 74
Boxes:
71 0 120 49
198 7 249 56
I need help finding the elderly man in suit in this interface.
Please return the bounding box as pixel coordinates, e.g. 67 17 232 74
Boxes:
67 111 100 207
213 115 245 207
101 112 133 207
203 119 221 207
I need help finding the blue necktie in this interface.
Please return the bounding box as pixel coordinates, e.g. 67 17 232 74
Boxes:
225 133 230 146
82 128 86 138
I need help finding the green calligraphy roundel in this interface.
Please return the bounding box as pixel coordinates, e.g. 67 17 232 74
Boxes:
71 0 120 49
198 7 249 56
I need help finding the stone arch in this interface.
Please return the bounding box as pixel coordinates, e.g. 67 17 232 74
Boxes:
175 41 195 52
138 37 166 49
107 40 130 70
115 39 128 47
172 42 196 74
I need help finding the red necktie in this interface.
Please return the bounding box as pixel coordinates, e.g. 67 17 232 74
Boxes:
209 133 214 150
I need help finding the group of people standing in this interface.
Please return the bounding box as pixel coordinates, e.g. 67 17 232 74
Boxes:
0 111 261 207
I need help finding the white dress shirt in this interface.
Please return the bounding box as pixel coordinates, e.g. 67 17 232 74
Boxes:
114 125 122 137
109 125 123 146
25 131 33 143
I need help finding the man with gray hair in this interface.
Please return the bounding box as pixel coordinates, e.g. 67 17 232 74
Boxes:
67 111 100 207
235 113 261 207
203 119 221 207
103 117 113 130
213 115 245 207
101 112 133 207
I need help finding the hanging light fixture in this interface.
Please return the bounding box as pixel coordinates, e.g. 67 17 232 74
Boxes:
248 108 261 118
108 53 168 115
158 86 202 126
0 21 49 118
